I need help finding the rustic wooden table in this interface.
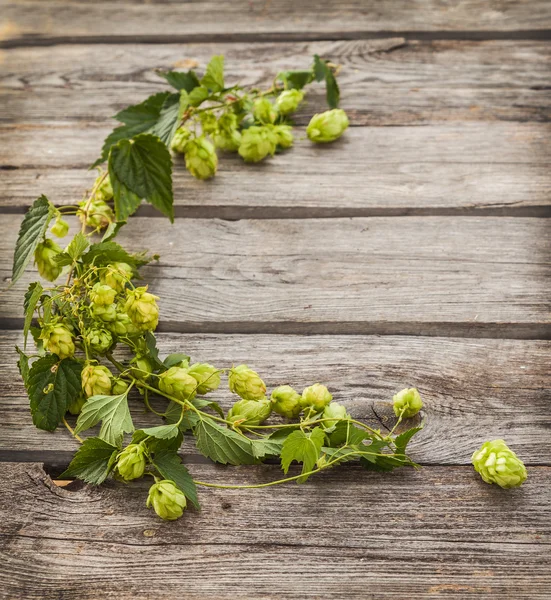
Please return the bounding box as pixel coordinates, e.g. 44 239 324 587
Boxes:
1 1 550 598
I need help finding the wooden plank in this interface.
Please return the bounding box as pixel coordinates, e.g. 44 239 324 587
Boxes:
1 215 549 335
2 40 550 125
2 1 551 48
0 462 549 599
1 124 550 216
1 331 550 465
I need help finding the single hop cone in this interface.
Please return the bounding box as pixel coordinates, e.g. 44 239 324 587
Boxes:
472 440 527 489
91 303 118 323
227 398 272 427
130 356 153 382
171 127 191 154
112 378 129 396
40 323 75 359
392 388 423 418
200 111 218 134
213 113 242 152
81 363 113 397
187 363 221 394
322 402 349 430
238 126 278 163
94 173 114 203
107 308 141 336
100 262 133 293
86 327 113 354
34 239 62 282
146 480 187 521
272 124 294 149
50 217 69 238
228 364 267 401
89 282 117 307
184 136 218 180
300 384 333 412
125 287 160 331
117 444 147 481
253 97 278 124
67 395 86 416
79 198 115 230
270 385 302 419
158 366 198 401
276 89 304 115
307 109 349 143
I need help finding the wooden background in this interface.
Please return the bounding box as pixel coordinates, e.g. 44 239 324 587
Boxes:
0 1 550 598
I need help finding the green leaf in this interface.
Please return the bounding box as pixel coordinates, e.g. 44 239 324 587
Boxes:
163 352 190 368
140 424 180 440
144 331 165 371
28 355 83 431
157 69 200 93
23 281 43 348
109 133 174 222
82 240 150 269
321 445 363 465
151 93 181 147
276 69 314 90
152 449 200 509
15 346 30 388
394 424 424 456
11 195 55 285
188 85 209 107
59 437 119 485
328 421 372 447
252 437 286 460
280 427 325 482
324 69 340 109
75 392 134 447
109 173 142 222
200 55 224 92
54 232 90 267
101 221 125 243
195 419 256 466
313 55 328 82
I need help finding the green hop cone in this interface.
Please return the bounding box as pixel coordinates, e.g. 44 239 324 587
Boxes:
94 173 114 203
100 262 133 293
171 127 191 153
307 109 349 143
227 398 272 427
112 378 129 396
34 238 62 282
91 303 118 323
300 383 333 411
238 126 278 163
187 363 221 394
79 198 115 230
392 388 423 418
270 385 302 419
276 89 304 115
146 479 187 521
86 327 113 354
81 363 113 398
117 444 147 481
39 323 75 359
50 217 69 238
184 136 218 180
130 356 153 382
89 282 117 307
200 111 218 134
125 287 160 331
472 440 527 489
158 366 197 401
272 124 294 149
67 395 86 415
228 364 267 401
253 97 278 124
107 308 140 336
213 113 242 152
322 402 349 430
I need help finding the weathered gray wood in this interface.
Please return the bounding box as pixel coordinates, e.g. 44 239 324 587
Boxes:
1 215 549 335
1 330 550 465
1 124 550 216
2 40 550 125
3 0 551 48
0 462 549 599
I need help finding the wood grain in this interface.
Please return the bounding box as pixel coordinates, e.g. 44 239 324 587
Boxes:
1 331 550 465
2 40 550 125
1 215 549 335
0 461 549 599
2 0 551 48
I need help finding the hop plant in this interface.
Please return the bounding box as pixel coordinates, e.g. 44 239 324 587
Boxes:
227 398 272 427
146 480 187 521
238 126 278 163
300 383 333 412
186 363 221 394
184 136 218 180
228 365 267 400
472 440 527 489
125 287 160 331
307 109 349 143
117 444 147 481
253 97 278 124
89 282 117 306
39 323 75 359
34 238 62 281
272 124 294 149
271 385 302 419
159 366 198 401
50 216 69 238
276 89 304 115
86 327 113 354
322 402 349 429
100 262 133 293
393 388 423 418
81 363 113 397
171 126 191 153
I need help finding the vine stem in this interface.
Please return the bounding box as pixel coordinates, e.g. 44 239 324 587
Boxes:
62 417 84 443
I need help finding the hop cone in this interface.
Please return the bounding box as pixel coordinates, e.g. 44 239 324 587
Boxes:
392 388 423 418
112 378 129 395
86 327 113 354
213 113 241 152
276 89 304 115
94 173 114 203
307 109 349 143
89 282 117 307
227 398 272 427
79 198 114 229
238 126 278 163
50 217 69 238
107 308 141 336
200 111 218 134
91 303 118 323
184 136 218 180
472 440 527 489
158 366 197 401
117 444 147 481
171 127 191 153
228 364 266 400
125 287 160 331
100 262 133 293
253 97 277 124
40 323 75 359
146 480 187 521
322 402 348 429
81 363 112 397
300 383 333 411
67 395 86 415
272 125 294 149
34 239 62 282
187 363 221 394
271 385 302 419
130 356 153 382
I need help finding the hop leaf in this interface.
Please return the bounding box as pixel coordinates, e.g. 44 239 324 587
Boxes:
281 427 326 483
